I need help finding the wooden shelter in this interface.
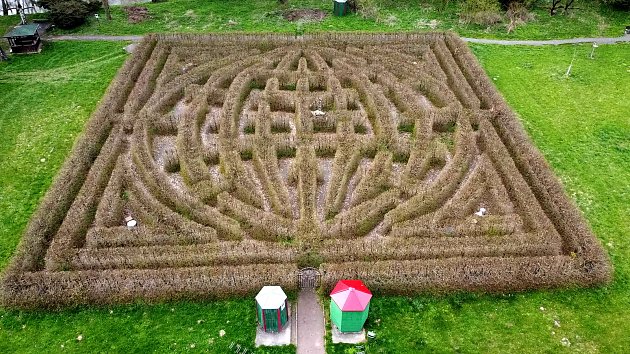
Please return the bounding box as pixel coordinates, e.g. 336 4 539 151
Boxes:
3 23 41 54
330 280 372 333
255 286 289 333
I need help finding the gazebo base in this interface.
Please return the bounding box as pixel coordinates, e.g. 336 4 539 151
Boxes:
10 42 41 54
255 321 292 347
331 324 366 344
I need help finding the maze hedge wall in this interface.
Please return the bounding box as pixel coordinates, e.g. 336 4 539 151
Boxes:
1 33 611 308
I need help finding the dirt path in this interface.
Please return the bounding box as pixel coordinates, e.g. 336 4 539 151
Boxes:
297 289 326 354
45 34 630 46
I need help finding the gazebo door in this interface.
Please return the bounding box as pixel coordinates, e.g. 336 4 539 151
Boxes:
264 309 279 331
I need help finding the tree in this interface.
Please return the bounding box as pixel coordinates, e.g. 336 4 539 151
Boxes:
549 0 578 15
2 0 9 16
102 0 111 21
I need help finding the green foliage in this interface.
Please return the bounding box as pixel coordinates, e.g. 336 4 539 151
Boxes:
239 150 253 160
243 125 255 134
297 251 323 268
276 147 296 158
280 82 296 91
249 79 266 90
36 0 101 29
397 123 414 133
354 123 368 134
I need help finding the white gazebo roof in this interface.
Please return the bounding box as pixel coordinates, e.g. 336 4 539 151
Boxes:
255 286 287 309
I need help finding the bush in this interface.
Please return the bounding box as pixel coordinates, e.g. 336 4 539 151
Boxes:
37 0 101 29
348 0 380 19
460 0 503 26
506 2 535 32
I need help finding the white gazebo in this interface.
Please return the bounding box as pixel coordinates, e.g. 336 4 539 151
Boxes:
255 286 289 333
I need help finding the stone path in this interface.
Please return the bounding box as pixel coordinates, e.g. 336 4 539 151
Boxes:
45 34 630 46
296 289 326 354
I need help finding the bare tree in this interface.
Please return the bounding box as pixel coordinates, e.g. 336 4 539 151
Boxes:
2 0 9 16
550 0 578 15
550 0 563 15
563 0 577 12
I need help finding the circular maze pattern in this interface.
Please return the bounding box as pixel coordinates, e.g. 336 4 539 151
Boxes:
1 34 611 308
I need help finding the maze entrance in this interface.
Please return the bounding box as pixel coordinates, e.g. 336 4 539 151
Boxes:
298 267 321 289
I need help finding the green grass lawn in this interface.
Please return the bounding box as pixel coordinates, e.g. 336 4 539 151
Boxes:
41 0 630 40
1 40 629 352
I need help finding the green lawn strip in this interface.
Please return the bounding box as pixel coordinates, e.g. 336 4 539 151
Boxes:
0 299 296 353
49 0 629 40
0 41 628 353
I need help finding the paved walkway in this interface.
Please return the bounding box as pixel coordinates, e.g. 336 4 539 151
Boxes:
45 34 630 46
47 35 144 41
297 289 326 354
462 34 630 46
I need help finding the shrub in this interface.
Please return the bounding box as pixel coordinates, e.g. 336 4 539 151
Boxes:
348 0 380 19
37 0 101 29
460 0 503 26
506 2 535 32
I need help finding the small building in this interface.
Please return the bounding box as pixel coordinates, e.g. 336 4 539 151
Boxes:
330 280 372 333
255 286 289 333
3 23 42 54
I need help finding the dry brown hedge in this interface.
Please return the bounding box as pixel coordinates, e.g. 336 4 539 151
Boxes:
0 32 610 309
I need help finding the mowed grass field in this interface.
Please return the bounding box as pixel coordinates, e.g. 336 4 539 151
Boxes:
0 40 628 352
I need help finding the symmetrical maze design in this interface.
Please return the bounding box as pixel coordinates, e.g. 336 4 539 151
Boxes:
2 34 610 308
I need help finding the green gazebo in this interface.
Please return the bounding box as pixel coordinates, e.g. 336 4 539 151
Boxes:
330 279 372 333
255 286 289 333
3 23 42 54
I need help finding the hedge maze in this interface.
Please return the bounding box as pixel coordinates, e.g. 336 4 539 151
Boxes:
1 33 611 308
